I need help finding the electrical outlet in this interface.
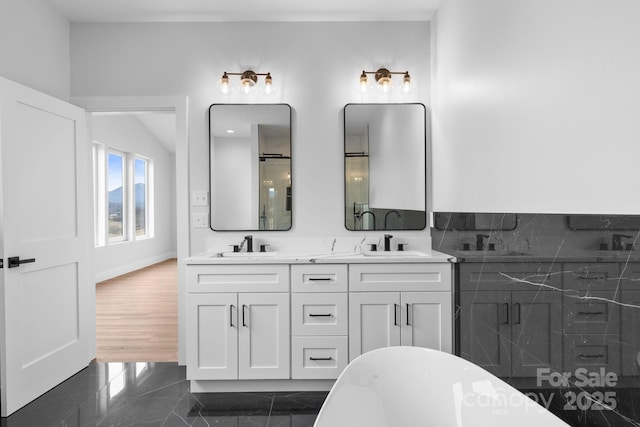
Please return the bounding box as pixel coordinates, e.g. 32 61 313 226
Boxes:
192 191 209 207
193 212 209 228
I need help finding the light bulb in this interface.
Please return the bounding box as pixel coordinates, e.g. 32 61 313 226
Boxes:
360 71 368 93
264 73 273 95
379 77 392 93
241 79 253 95
402 72 411 94
218 72 230 95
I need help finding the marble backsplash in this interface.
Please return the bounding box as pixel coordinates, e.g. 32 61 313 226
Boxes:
431 213 640 254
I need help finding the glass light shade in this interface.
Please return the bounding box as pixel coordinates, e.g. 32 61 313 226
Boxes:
378 76 392 93
359 72 369 93
402 74 411 94
218 74 231 95
241 78 256 95
264 73 274 95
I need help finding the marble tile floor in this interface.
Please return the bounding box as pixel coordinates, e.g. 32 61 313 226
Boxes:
0 362 327 427
4 361 640 426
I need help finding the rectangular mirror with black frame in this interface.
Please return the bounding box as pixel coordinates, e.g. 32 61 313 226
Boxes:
344 103 427 231
209 104 292 231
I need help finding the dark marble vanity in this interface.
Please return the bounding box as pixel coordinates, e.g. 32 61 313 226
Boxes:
432 213 640 426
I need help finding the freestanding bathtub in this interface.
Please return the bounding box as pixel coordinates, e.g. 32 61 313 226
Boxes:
313 346 569 427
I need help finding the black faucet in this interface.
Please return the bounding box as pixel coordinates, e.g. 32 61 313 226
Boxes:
384 234 393 251
244 235 253 253
360 211 376 230
384 210 401 229
476 234 490 251
612 234 632 251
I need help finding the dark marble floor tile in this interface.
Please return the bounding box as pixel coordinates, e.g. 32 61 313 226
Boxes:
1 362 326 427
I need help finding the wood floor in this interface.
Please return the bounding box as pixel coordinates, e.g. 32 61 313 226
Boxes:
96 259 178 362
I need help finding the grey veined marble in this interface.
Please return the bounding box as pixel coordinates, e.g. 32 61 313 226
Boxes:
0 362 327 427
433 212 640 426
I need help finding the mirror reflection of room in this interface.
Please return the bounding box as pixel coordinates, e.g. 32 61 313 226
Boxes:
209 104 292 231
344 103 427 231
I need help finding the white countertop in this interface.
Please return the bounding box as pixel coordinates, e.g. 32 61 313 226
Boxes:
184 249 454 265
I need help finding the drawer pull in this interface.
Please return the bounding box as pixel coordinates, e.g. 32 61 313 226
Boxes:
309 357 333 361
406 303 411 326
577 311 605 316
230 304 235 327
242 304 248 327
576 274 607 280
514 303 521 325
308 277 332 281
394 304 400 326
502 303 510 325
578 353 605 359
309 313 332 317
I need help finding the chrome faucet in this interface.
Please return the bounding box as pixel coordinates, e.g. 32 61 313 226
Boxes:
360 211 376 230
476 234 490 251
612 234 632 251
384 210 401 229
384 234 393 251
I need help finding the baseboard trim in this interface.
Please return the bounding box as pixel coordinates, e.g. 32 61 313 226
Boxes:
95 252 177 283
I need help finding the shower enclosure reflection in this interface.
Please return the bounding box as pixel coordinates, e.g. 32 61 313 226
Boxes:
344 103 427 230
210 104 292 231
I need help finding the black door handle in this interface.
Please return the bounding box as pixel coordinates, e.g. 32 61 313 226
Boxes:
8 257 35 268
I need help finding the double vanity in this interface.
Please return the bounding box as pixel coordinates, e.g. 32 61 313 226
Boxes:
185 248 453 392
191 102 445 391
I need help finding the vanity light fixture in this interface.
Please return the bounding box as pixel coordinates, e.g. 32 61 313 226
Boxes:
218 70 274 95
359 68 411 94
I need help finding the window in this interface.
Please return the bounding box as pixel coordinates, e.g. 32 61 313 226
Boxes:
134 157 148 237
108 151 126 242
93 143 154 246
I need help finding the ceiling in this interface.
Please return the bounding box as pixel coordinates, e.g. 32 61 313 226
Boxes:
41 0 443 22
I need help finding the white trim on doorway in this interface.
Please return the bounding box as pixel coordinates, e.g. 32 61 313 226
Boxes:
71 95 190 365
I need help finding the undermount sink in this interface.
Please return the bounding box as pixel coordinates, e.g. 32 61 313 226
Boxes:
459 250 531 257
213 251 277 258
361 250 427 257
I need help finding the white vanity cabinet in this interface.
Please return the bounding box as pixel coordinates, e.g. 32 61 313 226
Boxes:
348 263 453 361
185 256 453 392
186 265 290 381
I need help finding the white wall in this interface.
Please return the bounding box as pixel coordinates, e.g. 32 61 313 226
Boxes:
432 0 640 214
0 0 70 100
70 22 431 254
92 114 176 281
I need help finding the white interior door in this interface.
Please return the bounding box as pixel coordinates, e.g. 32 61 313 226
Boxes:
0 77 94 417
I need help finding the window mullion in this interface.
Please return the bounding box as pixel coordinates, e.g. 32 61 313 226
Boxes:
126 153 135 241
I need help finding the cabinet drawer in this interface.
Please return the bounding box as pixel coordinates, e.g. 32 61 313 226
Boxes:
349 263 451 292
620 262 640 290
187 264 289 293
291 293 348 335
291 336 348 379
563 293 620 335
562 263 619 292
459 262 560 291
564 334 621 373
291 264 348 292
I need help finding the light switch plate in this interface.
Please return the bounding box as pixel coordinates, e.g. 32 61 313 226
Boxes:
192 191 209 207
193 212 209 228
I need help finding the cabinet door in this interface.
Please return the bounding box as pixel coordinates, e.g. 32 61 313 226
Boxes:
186 293 238 380
238 293 290 380
621 290 640 376
510 291 563 377
400 292 452 352
349 292 400 361
459 291 511 377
